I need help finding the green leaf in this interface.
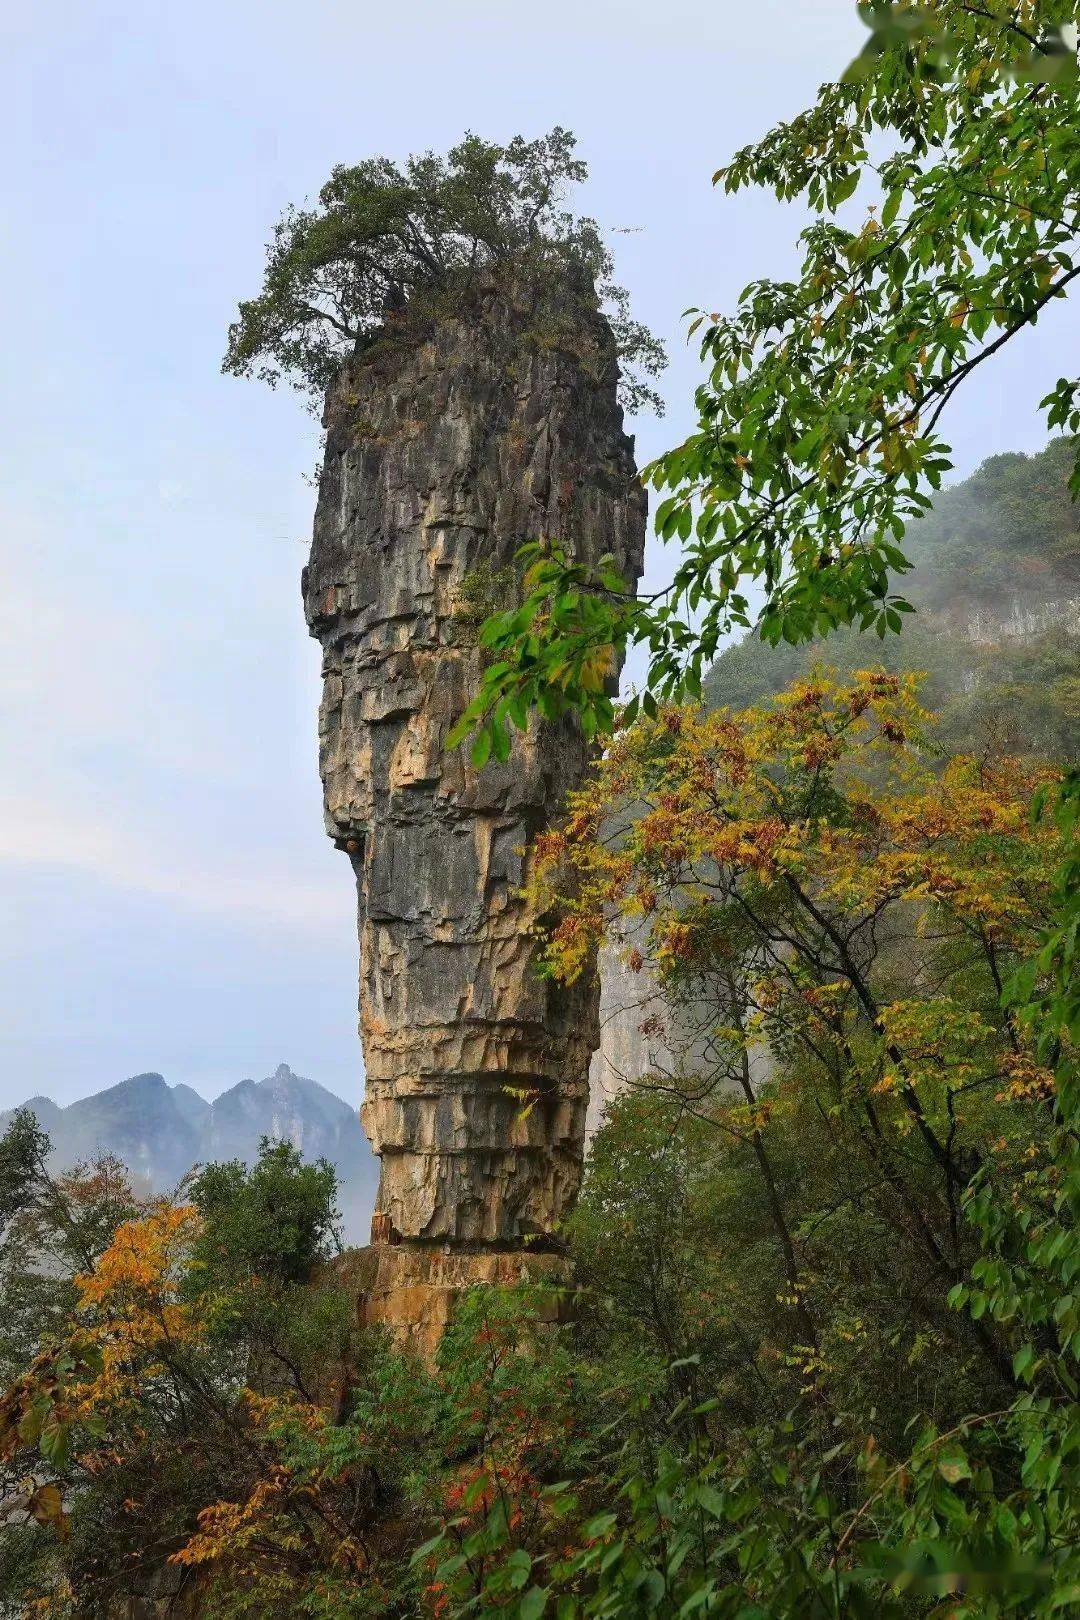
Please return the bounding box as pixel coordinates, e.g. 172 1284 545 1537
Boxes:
505 1549 533 1590
696 1484 727 1519
641 1570 666 1608
40 1420 72 1471
491 721 512 763
936 1446 971 1485
18 1401 46 1446
882 187 903 229
677 1582 716 1617
519 1586 548 1620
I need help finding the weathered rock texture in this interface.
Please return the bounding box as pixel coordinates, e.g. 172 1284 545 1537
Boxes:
587 939 673 1137
587 932 768 1138
303 270 645 1303
334 1245 572 1366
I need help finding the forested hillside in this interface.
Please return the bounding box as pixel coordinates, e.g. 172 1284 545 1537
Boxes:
706 439 1079 758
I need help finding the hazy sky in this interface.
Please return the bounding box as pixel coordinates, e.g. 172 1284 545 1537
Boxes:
2 1 1072 1109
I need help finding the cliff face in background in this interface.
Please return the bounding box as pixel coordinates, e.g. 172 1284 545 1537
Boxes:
0 1065 379 1240
303 270 646 1256
706 440 1080 760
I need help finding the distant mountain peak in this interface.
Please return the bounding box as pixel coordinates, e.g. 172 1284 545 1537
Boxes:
0 1066 376 1243
13 1094 63 1127
172 1082 211 1118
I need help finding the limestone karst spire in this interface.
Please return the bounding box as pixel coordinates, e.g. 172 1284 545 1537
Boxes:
303 268 646 1352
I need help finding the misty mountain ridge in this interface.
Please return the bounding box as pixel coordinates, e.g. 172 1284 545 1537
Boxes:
706 439 1080 761
1 1064 378 1243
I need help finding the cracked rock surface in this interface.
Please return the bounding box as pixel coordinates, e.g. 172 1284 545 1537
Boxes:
303 270 646 1253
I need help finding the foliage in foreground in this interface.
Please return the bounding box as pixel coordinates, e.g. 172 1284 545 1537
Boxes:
452 0 1079 763
1 673 1076 1618
0 1138 352 1617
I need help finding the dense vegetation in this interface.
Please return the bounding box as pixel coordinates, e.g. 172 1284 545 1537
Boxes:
1 665 1075 1617
0 1131 354 1615
222 128 666 417
706 438 1080 760
436 16 1080 1605
452 0 1079 764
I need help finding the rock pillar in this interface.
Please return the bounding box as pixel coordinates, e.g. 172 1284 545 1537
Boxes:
303 270 646 1351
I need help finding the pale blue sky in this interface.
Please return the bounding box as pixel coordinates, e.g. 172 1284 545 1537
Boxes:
2 1 1072 1108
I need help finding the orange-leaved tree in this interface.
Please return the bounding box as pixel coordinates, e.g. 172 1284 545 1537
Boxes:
0 1139 366 1618
399 670 1076 1618
530 670 1061 1416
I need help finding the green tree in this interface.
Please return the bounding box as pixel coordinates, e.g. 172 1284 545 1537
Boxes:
0 1111 136 1386
223 127 665 416
188 1139 349 1406
455 0 1079 759
705 437 1080 760
190 1137 341 1288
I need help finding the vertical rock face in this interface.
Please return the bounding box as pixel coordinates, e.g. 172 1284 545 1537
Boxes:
303 270 646 1263
587 939 672 1137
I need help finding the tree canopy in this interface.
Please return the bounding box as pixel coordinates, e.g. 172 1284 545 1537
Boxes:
223 127 666 416
453 1 1079 760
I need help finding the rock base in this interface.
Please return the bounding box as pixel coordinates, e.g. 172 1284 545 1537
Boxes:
334 1244 573 1364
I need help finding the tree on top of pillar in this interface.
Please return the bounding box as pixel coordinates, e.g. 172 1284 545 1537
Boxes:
222 127 666 418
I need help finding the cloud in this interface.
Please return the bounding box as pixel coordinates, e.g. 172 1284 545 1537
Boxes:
0 793 346 937
0 486 343 940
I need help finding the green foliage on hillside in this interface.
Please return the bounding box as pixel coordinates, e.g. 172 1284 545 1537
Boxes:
706 439 1080 760
898 437 1080 604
